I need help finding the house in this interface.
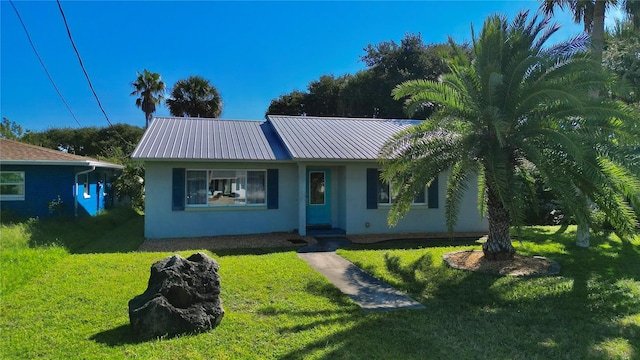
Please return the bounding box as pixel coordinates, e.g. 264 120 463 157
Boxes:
0 138 124 219
132 115 488 239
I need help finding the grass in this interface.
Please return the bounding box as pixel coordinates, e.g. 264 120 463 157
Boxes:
1 213 638 359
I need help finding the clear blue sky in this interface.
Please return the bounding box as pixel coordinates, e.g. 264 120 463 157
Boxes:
1 1 591 132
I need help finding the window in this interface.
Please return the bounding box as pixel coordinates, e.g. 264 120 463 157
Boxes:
309 171 326 205
376 170 425 205
82 174 90 198
186 169 266 207
0 171 25 201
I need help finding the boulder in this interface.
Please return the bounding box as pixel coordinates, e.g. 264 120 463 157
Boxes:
128 252 224 340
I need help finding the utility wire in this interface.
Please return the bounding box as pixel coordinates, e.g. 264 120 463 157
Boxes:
55 0 139 156
9 0 82 128
56 0 113 127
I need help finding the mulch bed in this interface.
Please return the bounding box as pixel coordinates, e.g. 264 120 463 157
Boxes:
442 250 560 276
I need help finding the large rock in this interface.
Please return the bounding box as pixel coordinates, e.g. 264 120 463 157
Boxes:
128 252 224 340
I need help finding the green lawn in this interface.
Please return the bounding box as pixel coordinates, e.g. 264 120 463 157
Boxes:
1 211 638 359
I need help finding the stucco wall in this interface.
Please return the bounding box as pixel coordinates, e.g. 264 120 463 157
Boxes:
143 161 488 239
343 163 488 234
144 161 299 239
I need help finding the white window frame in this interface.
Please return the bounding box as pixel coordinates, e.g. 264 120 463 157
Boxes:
82 173 91 199
377 170 426 206
0 171 25 201
185 169 267 208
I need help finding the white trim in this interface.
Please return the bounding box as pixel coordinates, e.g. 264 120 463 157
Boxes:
0 171 25 201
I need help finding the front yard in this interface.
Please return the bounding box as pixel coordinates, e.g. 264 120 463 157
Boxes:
1 210 638 359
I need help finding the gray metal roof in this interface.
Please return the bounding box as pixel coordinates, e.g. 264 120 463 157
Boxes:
131 117 290 161
267 115 422 160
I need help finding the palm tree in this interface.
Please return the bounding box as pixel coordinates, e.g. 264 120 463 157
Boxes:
541 1 640 246
130 69 166 128
382 11 639 260
540 0 640 64
166 76 223 118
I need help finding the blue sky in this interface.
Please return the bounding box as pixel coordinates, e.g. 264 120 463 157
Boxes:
1 1 592 132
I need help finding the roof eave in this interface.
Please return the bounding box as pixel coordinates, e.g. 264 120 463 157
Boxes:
0 160 124 169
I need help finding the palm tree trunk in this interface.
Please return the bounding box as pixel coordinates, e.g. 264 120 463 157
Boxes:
483 186 515 260
145 112 152 129
592 0 606 65
576 222 590 248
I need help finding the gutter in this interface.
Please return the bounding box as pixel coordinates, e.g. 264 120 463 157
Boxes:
74 166 95 219
0 159 123 169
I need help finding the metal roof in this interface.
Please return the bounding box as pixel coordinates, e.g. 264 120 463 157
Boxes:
131 117 290 161
0 138 123 169
267 115 422 160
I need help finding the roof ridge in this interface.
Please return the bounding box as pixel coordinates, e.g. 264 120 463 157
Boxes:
266 115 419 122
154 116 264 123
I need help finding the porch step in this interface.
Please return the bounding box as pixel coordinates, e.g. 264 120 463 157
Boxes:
306 227 346 237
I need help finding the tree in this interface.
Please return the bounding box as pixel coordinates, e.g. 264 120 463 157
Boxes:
540 1 640 246
266 34 462 118
540 0 640 64
604 20 640 103
112 160 145 211
382 11 639 260
266 75 350 117
0 118 24 140
20 124 144 160
130 69 165 128
166 76 223 118
267 90 308 116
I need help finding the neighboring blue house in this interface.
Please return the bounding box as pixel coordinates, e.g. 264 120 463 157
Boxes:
0 138 124 219
132 115 488 239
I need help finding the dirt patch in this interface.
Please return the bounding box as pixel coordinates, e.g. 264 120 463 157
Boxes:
442 250 560 276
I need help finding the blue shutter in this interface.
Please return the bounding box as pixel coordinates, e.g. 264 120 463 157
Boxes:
428 176 439 208
172 168 185 211
366 168 378 209
267 169 278 209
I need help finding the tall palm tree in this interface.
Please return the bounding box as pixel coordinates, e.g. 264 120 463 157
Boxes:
540 0 640 64
166 76 223 118
541 1 640 246
130 69 166 128
382 11 639 260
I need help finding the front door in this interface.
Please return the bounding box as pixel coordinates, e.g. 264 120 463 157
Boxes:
306 169 330 226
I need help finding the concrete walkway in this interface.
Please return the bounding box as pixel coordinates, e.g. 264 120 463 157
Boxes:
298 250 425 312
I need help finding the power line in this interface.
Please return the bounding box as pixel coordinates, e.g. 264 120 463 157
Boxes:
9 0 82 128
56 0 113 127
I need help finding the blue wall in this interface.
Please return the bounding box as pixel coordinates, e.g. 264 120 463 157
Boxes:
0 165 118 219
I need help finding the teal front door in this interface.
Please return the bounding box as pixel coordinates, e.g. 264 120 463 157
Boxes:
306 169 331 225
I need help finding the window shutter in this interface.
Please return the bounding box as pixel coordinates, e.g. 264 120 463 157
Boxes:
428 176 439 208
267 169 278 209
172 168 185 211
366 168 378 209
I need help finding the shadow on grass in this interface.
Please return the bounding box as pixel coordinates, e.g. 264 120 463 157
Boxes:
274 229 639 359
90 324 142 346
349 237 482 251
19 208 145 254
210 246 307 257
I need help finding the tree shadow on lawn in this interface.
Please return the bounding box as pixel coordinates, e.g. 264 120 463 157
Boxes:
25 208 145 254
210 246 307 257
275 239 639 359
209 237 481 258
349 237 482 251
